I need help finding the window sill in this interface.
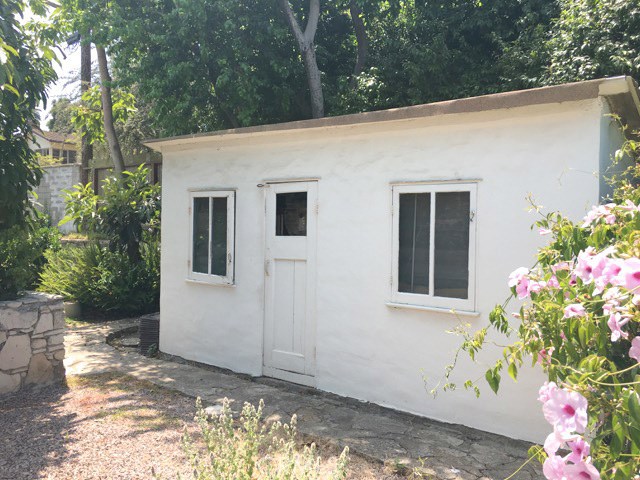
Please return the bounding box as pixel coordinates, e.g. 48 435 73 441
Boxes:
385 302 480 317
185 278 236 288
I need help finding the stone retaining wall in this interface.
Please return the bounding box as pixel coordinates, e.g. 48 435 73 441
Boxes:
0 292 66 394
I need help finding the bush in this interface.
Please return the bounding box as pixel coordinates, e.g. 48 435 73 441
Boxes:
443 132 640 478
38 243 159 315
0 218 60 301
182 398 349 480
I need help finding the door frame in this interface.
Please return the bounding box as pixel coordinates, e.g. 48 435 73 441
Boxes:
262 179 318 387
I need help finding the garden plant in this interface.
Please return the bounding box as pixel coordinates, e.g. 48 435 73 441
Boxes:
181 398 349 480
442 131 640 479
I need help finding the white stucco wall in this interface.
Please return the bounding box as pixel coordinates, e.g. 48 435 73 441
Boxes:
34 164 81 233
159 98 611 442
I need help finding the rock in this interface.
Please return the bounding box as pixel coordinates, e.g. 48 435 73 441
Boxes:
204 404 225 416
25 353 54 385
0 335 31 370
34 311 53 335
52 310 66 330
0 331 6 346
31 338 47 351
0 307 38 331
0 371 21 394
53 350 65 361
47 334 65 347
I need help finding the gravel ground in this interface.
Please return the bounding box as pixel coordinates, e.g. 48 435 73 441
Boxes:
0 373 405 479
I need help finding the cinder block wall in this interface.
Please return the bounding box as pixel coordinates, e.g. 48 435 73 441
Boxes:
0 293 66 394
34 164 82 233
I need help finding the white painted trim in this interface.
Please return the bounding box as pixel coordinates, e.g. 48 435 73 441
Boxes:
390 178 482 186
184 278 237 288
385 302 481 317
262 366 317 387
390 182 477 311
187 190 236 285
263 177 321 184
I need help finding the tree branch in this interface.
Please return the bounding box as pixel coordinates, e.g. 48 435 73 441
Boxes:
349 0 368 82
304 0 320 44
279 0 305 47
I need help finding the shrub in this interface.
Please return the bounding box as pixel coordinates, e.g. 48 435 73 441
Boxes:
38 243 159 315
0 217 60 301
442 132 640 478
182 398 349 480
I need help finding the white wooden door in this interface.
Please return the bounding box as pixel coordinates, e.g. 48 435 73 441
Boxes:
263 181 317 383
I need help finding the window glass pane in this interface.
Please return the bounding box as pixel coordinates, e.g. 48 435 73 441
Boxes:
398 193 430 294
276 192 307 236
434 191 470 299
192 197 209 274
211 197 228 276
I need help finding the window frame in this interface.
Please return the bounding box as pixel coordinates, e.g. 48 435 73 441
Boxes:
188 189 236 286
391 182 477 311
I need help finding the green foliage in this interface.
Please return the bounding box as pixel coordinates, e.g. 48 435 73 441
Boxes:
47 97 77 134
72 85 136 145
62 165 160 263
38 243 159 315
182 398 349 480
546 0 640 84
0 0 57 229
0 217 61 301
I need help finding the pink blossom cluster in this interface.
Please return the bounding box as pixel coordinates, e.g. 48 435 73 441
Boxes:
538 382 599 479
581 200 640 228
508 246 640 364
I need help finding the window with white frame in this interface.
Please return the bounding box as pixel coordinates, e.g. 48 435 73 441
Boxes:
189 190 235 285
391 182 476 310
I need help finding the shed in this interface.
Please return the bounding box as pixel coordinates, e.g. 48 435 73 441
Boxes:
145 76 640 442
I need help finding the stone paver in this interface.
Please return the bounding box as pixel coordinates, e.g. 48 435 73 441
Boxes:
65 320 542 479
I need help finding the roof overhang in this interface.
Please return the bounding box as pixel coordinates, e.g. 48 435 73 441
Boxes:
144 76 640 151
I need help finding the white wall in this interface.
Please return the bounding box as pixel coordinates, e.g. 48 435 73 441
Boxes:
34 164 81 233
159 98 607 442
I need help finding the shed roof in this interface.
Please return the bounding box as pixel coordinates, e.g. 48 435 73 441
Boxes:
32 126 78 145
144 76 640 151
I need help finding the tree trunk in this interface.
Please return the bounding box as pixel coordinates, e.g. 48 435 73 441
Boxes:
349 0 368 86
96 46 125 175
279 0 325 118
80 40 92 185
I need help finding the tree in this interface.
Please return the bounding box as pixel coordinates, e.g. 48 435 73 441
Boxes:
46 98 76 133
279 0 324 118
96 46 125 175
545 0 640 84
0 0 57 229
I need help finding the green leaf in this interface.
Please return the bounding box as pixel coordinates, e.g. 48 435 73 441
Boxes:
628 391 640 427
508 362 518 382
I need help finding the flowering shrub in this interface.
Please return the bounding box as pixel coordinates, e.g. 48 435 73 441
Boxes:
444 135 640 479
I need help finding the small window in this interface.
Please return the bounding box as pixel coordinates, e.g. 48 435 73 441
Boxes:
276 191 307 236
189 190 235 285
391 183 476 310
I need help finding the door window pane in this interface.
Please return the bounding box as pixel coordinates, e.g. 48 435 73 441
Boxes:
398 193 430 294
276 192 307 236
192 197 209 274
211 197 228 276
434 192 470 299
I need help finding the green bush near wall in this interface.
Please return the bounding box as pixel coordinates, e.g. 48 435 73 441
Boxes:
38 241 159 316
0 219 60 301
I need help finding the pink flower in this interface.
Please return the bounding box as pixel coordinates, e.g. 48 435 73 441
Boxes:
543 455 567 480
552 262 572 273
538 381 558 403
607 312 629 342
543 388 588 433
547 276 560 289
528 280 546 294
538 347 555 366
544 429 578 456
539 228 552 236
566 437 590 463
564 304 586 318
630 337 640 363
565 460 600 480
575 249 614 287
508 267 530 299
620 258 640 293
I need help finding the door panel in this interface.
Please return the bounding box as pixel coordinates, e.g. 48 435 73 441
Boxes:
264 182 317 378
